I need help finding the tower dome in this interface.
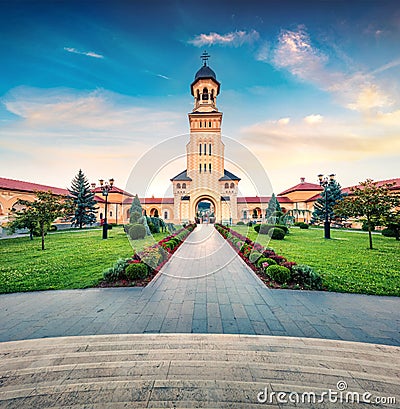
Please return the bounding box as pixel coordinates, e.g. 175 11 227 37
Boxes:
191 51 220 96
194 65 217 81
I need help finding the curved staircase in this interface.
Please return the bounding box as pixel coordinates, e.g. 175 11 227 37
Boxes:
1 334 399 408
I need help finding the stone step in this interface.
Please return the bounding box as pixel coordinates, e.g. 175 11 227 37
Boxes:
1 334 399 408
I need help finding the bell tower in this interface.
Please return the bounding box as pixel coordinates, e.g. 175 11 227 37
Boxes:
187 51 224 178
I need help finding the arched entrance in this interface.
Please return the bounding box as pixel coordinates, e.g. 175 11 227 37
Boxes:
194 197 216 224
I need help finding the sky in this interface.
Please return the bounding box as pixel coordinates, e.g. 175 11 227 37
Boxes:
1 0 399 196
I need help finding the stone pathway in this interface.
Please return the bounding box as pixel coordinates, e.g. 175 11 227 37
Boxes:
0 225 399 345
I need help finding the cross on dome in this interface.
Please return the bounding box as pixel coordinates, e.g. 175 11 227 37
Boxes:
201 51 210 66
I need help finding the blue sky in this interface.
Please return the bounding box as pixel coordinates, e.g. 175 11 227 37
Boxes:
1 0 399 195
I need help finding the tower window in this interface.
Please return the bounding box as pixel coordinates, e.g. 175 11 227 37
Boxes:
199 164 202 173
199 144 202 155
211 89 214 101
225 183 229 189
230 182 234 189
204 163 206 172
209 121 211 127
204 143 206 154
209 163 211 173
202 87 209 100
209 144 211 156
177 183 181 189
200 122 202 128
182 183 186 189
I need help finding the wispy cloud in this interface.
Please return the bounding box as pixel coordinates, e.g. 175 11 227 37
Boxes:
188 30 259 47
156 74 170 80
64 47 104 59
266 26 394 113
371 57 400 75
304 114 323 124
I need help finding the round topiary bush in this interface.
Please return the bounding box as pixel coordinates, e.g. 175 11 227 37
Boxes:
237 221 245 225
254 224 261 233
261 257 277 268
299 223 309 229
259 224 270 234
268 227 285 240
266 265 291 284
128 224 146 240
125 262 148 280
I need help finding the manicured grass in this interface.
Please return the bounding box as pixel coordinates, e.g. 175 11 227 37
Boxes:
232 226 400 296
0 227 167 293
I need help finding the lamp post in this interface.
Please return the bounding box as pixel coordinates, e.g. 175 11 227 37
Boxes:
99 178 114 239
318 174 335 239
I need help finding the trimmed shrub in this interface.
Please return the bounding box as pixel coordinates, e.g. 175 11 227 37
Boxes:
269 227 285 240
254 224 261 233
261 257 277 267
266 265 291 284
103 258 128 282
249 251 262 264
257 224 288 235
129 224 146 240
125 262 148 280
299 222 309 229
382 228 396 238
255 257 269 268
49 225 58 231
237 221 245 225
291 264 322 290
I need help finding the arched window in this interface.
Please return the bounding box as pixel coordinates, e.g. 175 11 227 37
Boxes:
177 183 181 189
200 121 202 128
199 164 202 173
209 121 211 127
182 183 186 189
230 182 234 189
100 212 103 220
199 144 202 155
209 163 211 173
164 211 168 219
243 210 247 219
209 144 212 156
202 87 209 100
110 211 112 217
204 143 206 154
211 89 214 101
196 90 200 100
225 183 229 189
204 163 206 172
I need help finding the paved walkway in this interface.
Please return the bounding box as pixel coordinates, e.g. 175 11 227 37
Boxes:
0 225 399 345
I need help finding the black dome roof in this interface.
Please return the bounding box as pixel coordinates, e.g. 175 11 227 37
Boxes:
194 65 217 81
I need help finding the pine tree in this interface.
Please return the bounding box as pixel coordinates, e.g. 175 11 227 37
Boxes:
265 193 282 221
129 194 150 235
311 179 344 225
68 169 98 228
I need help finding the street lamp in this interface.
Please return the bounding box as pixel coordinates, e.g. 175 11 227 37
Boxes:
99 178 114 239
318 173 335 239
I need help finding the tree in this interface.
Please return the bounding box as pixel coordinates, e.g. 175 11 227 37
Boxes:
9 191 72 250
129 194 150 235
8 206 38 240
68 169 98 228
265 193 281 221
334 179 398 249
382 208 400 241
311 179 345 225
129 194 143 223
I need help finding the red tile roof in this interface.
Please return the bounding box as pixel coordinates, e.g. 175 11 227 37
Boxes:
237 196 292 204
123 197 174 205
305 193 322 202
92 186 133 197
278 179 323 196
341 178 400 194
0 177 69 196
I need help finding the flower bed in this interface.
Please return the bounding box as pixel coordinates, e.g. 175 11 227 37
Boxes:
215 224 323 290
99 223 196 287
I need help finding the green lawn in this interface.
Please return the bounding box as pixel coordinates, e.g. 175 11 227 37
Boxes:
232 226 400 296
0 227 167 293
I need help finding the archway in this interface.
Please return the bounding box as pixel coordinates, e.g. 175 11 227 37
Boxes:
150 208 159 217
194 197 216 224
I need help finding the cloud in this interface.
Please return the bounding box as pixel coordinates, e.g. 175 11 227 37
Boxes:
64 47 104 59
255 41 270 62
371 57 400 75
304 114 323 124
188 30 259 47
278 117 290 125
156 74 170 80
1 86 182 142
268 26 394 113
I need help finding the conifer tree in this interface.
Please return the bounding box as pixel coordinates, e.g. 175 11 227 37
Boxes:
265 193 282 221
129 194 143 223
68 169 98 228
311 179 344 225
